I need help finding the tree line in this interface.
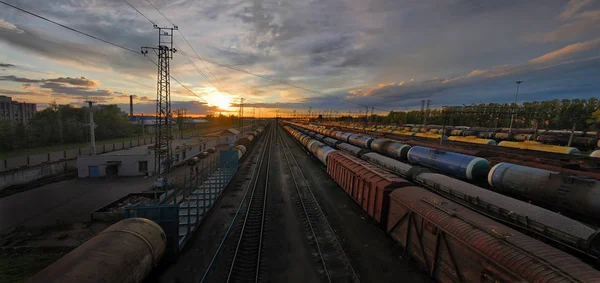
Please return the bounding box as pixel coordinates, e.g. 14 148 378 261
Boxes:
0 103 140 152
330 98 600 132
0 104 247 152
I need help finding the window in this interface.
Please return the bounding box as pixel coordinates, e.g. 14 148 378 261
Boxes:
138 161 148 172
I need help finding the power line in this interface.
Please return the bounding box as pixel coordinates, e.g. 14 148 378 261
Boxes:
144 0 175 26
0 1 209 103
143 0 230 93
124 0 156 26
4 0 393 114
0 0 138 54
138 0 392 113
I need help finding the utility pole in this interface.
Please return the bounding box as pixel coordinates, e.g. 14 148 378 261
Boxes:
238 98 244 133
371 107 374 124
420 100 425 125
142 24 178 175
509 80 523 134
87 101 96 155
423 99 431 126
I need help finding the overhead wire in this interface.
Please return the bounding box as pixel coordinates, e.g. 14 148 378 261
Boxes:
3 0 394 114
143 0 232 94
0 0 211 104
141 0 393 113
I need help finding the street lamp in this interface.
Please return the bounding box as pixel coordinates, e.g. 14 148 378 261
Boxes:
508 80 523 133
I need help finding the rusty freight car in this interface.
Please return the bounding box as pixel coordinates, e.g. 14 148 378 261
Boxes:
386 186 600 283
326 151 412 226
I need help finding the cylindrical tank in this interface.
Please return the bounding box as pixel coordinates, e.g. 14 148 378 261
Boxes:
462 130 478 136
315 144 336 165
448 136 496 145
495 132 512 140
513 134 532 141
370 139 392 151
407 146 491 180
314 134 325 141
478 131 495 139
591 150 600 158
29 218 166 283
488 163 600 217
334 131 346 140
450 129 463 136
381 142 411 160
337 142 364 156
309 140 323 155
348 135 374 149
498 141 580 155
322 137 339 147
361 152 429 180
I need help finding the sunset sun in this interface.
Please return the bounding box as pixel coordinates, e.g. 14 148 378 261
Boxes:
205 93 232 111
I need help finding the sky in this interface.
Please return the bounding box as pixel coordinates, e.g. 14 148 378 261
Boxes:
0 0 599 117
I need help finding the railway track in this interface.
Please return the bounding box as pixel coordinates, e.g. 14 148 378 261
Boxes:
277 125 360 283
226 124 274 283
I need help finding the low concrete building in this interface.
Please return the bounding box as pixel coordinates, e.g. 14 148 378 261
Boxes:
218 128 240 146
77 155 154 178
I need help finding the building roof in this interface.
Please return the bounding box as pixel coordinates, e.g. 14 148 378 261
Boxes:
220 128 240 135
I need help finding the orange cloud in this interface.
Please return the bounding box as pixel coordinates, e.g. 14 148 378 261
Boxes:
559 0 593 21
529 38 600 64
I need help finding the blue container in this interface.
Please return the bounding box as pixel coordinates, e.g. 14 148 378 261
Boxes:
407 146 490 180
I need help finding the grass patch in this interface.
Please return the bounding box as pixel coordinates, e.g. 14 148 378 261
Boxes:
0 250 65 283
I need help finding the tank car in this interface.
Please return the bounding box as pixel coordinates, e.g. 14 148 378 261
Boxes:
488 162 600 217
407 146 490 180
348 135 374 149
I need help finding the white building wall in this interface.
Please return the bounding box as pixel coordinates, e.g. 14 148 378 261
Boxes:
77 155 154 178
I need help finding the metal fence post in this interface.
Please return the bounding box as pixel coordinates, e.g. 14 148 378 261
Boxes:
203 158 207 216
195 172 200 221
187 172 191 234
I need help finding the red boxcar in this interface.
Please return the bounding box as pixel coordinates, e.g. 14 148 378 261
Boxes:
326 151 412 227
386 186 600 283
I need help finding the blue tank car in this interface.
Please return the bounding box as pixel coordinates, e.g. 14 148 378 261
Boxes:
407 146 491 180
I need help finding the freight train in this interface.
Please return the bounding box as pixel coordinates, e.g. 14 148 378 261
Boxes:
233 126 267 159
287 121 600 220
284 123 600 254
334 122 599 151
282 124 600 282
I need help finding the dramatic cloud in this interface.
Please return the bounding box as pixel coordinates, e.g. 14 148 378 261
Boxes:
0 0 599 115
0 63 15 68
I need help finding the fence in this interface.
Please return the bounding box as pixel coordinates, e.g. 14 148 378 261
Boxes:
124 150 239 253
0 137 155 172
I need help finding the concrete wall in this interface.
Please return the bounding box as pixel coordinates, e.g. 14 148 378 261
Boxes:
77 154 154 178
0 137 154 190
1 137 154 172
0 160 76 189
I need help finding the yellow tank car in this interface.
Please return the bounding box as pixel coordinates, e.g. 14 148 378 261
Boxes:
498 141 579 155
448 135 496 145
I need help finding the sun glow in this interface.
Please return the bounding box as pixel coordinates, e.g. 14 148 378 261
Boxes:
204 93 232 111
